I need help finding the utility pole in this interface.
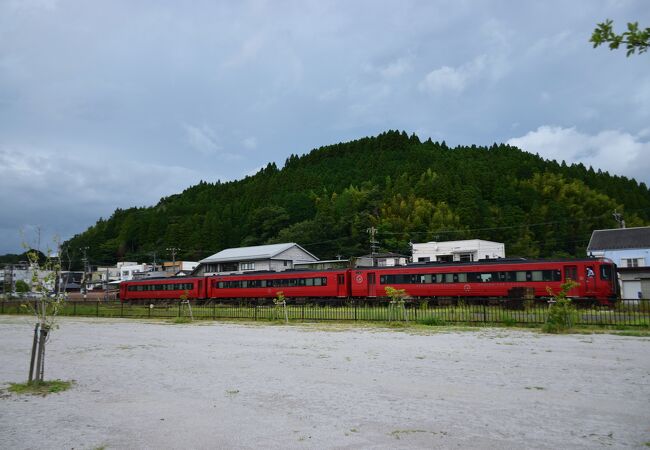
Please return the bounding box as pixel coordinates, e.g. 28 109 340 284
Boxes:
152 251 158 272
80 246 89 298
166 247 180 274
366 227 379 265
613 209 626 229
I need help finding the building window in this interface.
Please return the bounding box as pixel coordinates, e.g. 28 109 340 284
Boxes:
624 258 643 268
417 257 430 262
240 262 255 271
459 253 473 262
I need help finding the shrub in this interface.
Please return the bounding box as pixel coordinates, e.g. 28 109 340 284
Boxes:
543 281 579 333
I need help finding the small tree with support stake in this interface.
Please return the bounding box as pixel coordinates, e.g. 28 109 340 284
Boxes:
385 286 409 323
273 291 288 323
19 244 67 385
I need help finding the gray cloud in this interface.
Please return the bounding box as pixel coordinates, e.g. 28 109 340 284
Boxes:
0 0 649 252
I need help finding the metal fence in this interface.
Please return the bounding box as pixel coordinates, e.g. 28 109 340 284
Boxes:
1 298 649 327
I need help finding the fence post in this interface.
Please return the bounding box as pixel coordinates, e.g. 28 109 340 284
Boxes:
254 304 257 321
178 302 181 317
212 302 216 320
483 299 487 323
354 301 358 321
74 301 77 316
121 301 124 318
301 303 305 321
96 301 99 317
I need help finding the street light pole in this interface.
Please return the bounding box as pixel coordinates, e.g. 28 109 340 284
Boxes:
166 247 180 274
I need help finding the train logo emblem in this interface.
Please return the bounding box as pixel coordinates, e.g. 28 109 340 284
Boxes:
355 274 363 284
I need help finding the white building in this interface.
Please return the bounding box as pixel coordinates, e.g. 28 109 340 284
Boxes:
587 227 650 299
196 243 318 275
118 263 150 281
412 239 505 263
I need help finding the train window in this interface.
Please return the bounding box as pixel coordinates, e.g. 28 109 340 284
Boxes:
432 274 438 283
452 273 459 283
322 277 327 286
442 273 454 283
479 273 493 282
457 273 467 283
314 278 322 286
306 278 314 286
600 265 612 280
531 271 543 281
525 271 532 281
515 271 526 282
380 276 386 284
337 275 345 285
420 274 432 284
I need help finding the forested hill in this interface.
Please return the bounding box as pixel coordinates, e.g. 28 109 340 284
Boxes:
64 130 650 266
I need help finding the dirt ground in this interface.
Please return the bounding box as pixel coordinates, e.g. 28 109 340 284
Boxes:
0 316 648 449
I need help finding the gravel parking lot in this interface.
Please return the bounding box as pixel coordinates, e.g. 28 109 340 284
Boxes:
0 316 648 449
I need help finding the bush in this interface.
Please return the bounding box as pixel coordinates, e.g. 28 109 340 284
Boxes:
543 281 578 334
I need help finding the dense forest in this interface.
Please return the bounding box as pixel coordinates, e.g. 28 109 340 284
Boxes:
62 131 650 268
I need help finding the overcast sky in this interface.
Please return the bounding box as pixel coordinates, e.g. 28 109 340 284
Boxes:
1 0 648 254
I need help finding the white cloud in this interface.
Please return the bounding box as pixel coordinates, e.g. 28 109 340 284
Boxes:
379 56 413 79
183 124 221 155
507 126 650 185
0 145 205 252
419 55 492 95
242 136 257 149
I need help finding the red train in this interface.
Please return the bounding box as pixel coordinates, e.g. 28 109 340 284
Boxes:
120 258 618 305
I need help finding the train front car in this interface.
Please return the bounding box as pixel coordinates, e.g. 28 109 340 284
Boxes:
120 277 207 303
351 258 618 306
207 269 349 302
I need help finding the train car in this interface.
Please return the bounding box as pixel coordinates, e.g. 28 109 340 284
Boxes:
120 277 207 302
207 269 349 301
349 258 618 305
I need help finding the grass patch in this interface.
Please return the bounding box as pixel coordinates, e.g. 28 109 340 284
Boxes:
419 316 447 326
171 317 192 324
8 379 74 396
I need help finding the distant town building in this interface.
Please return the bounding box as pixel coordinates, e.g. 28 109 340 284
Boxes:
412 239 505 263
163 261 198 275
1 263 54 294
587 227 650 299
355 253 408 267
196 243 318 275
118 263 150 281
294 259 350 270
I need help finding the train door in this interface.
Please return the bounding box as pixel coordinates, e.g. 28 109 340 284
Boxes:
584 265 597 295
367 272 376 297
563 265 580 297
197 279 203 299
337 273 347 297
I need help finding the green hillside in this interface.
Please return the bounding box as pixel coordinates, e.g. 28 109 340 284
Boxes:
63 130 650 267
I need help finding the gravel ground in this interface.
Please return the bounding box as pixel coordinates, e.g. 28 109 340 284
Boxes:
0 316 648 450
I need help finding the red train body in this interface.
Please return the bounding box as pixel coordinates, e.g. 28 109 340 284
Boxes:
119 277 207 301
119 258 618 305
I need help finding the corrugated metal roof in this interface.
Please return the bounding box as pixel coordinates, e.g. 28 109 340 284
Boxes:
587 227 650 251
200 243 317 263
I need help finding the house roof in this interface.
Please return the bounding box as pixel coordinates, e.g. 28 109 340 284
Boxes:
199 243 318 263
587 227 650 251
